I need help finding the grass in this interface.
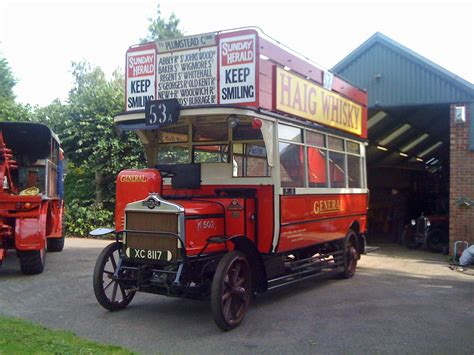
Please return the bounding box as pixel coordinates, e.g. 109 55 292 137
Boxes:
0 315 135 354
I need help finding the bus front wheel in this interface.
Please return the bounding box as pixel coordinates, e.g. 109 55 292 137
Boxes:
211 251 252 331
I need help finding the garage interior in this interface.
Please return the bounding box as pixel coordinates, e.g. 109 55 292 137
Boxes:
365 105 449 242
333 32 473 244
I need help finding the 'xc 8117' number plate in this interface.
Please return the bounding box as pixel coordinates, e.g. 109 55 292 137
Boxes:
125 247 173 261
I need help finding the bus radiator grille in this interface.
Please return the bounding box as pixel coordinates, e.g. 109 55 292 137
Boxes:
125 211 179 261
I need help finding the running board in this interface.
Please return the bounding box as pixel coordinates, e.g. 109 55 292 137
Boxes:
266 250 345 292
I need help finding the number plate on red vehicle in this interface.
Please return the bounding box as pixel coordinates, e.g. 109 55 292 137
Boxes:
125 247 172 261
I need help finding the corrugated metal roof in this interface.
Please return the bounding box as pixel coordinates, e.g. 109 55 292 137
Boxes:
332 32 474 108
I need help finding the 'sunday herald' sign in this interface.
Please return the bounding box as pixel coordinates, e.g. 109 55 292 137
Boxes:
126 44 156 111
219 33 257 104
125 31 257 111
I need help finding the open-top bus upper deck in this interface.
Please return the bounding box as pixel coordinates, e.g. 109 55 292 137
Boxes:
118 27 367 138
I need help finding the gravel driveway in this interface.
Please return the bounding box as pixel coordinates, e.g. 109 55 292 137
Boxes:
0 238 473 354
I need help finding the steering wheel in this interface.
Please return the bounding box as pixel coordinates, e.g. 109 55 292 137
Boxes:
159 170 175 178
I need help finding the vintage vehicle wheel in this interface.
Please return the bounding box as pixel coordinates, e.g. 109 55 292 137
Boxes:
47 236 65 252
426 229 448 253
211 251 252 331
402 227 421 249
18 248 46 275
93 242 135 311
340 231 358 279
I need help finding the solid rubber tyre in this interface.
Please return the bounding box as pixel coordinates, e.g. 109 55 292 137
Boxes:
18 248 46 275
211 251 252 331
93 242 135 311
47 236 65 252
340 231 359 279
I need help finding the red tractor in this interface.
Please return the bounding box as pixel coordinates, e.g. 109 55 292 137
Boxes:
0 122 65 274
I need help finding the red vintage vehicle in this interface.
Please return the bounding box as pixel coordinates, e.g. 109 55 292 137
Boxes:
0 122 65 274
92 28 368 330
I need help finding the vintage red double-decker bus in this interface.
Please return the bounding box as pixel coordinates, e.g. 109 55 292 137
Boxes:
92 28 368 330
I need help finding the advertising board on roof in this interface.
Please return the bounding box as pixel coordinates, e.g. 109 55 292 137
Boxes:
122 29 366 138
275 67 363 136
125 30 258 112
156 47 218 106
156 33 216 53
219 33 257 104
126 44 156 111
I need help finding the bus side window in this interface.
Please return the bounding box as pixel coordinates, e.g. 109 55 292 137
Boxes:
347 155 362 188
233 143 269 177
279 142 304 187
328 151 346 188
307 147 328 187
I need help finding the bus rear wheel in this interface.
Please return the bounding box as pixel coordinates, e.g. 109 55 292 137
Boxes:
211 251 252 331
340 231 358 279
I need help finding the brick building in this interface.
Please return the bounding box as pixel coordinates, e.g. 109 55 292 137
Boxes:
332 33 474 251
450 104 474 248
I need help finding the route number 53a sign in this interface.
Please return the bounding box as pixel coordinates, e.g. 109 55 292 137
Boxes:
145 99 180 126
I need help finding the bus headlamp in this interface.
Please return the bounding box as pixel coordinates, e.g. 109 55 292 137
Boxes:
227 115 240 128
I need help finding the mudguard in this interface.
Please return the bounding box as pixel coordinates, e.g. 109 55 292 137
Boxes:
231 236 268 293
15 202 47 251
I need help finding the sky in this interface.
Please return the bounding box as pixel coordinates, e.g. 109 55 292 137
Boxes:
0 0 472 107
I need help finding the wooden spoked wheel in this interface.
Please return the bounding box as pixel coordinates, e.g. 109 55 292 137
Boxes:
93 242 135 311
341 231 359 279
211 251 252 331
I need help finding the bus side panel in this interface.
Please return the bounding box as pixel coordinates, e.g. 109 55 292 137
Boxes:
255 186 274 254
276 193 367 253
162 184 274 254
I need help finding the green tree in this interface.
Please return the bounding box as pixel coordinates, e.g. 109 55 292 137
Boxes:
0 99 32 122
64 61 145 206
140 4 183 43
32 99 68 132
0 57 16 101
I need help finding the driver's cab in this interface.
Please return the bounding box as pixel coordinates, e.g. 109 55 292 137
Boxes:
0 122 62 198
121 108 276 188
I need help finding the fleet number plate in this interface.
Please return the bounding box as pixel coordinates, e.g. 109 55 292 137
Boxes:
125 247 172 261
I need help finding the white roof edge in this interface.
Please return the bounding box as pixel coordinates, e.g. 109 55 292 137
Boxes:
113 107 276 124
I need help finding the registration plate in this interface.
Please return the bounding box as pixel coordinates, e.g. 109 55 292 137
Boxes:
125 247 172 261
